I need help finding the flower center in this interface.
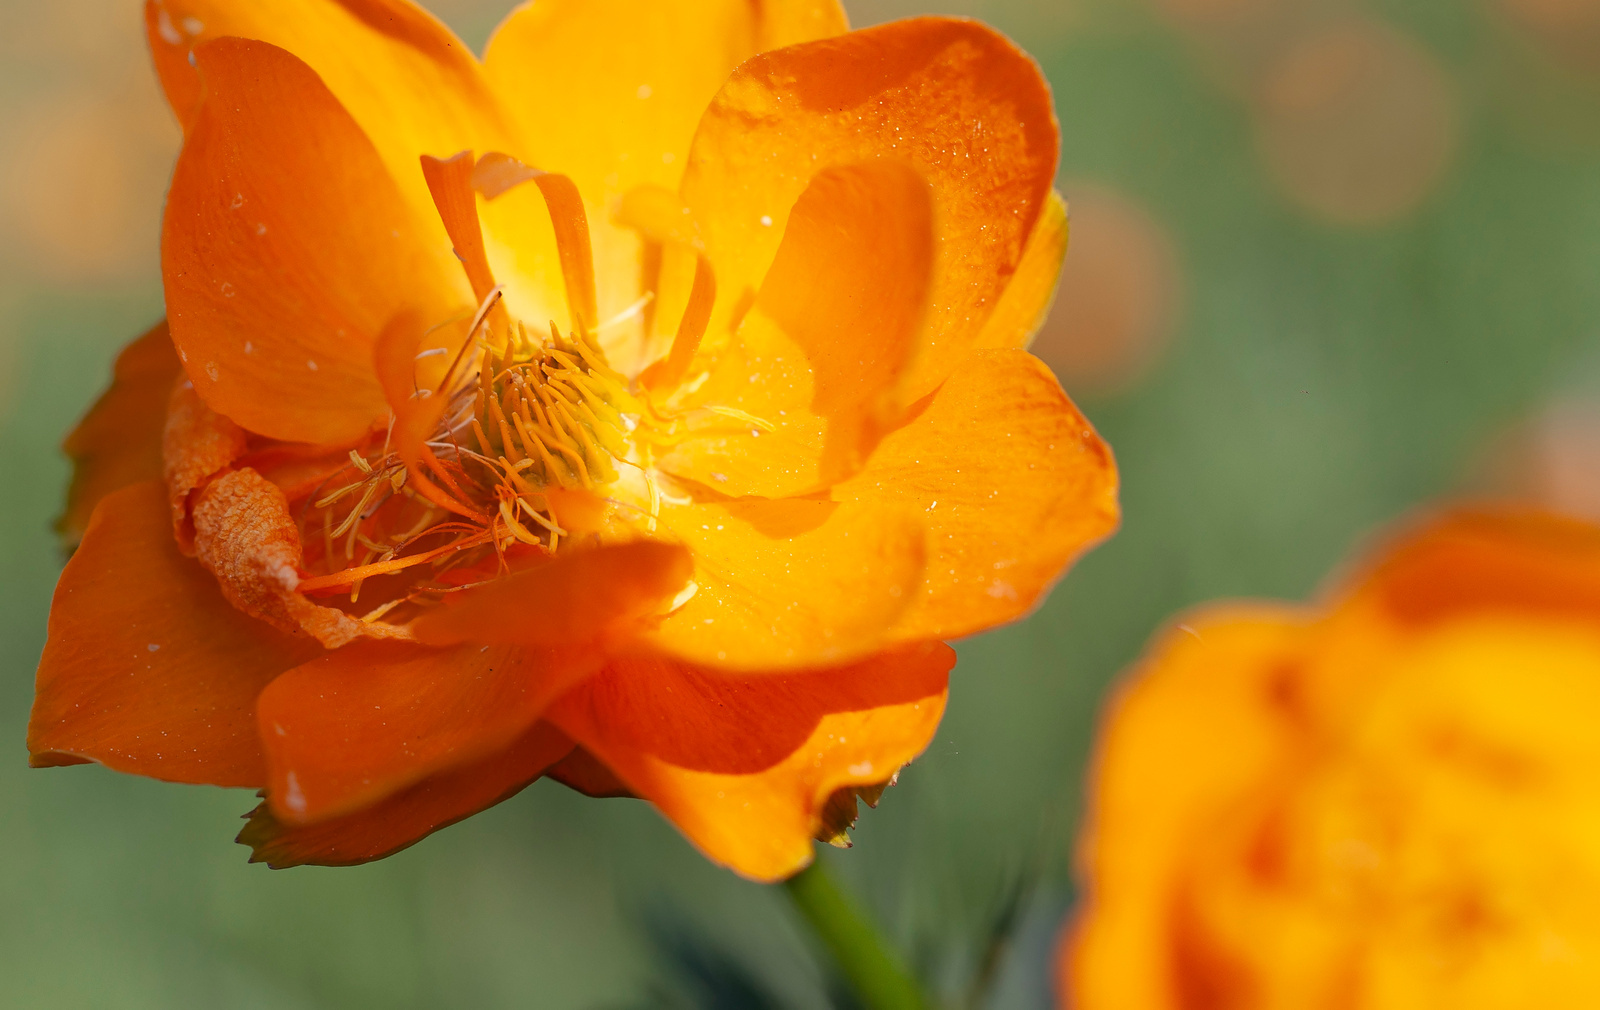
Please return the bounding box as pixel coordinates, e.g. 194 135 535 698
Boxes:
284 149 736 619
292 309 671 615
446 316 641 542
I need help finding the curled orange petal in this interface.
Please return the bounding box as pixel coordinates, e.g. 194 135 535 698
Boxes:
257 641 599 823
548 642 953 881
616 184 717 393
238 721 574 867
421 150 499 304
473 152 599 331
639 252 715 393
191 467 412 648
162 379 247 552
371 309 486 522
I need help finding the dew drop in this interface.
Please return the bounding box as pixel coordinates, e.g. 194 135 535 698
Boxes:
283 771 306 815
156 9 182 45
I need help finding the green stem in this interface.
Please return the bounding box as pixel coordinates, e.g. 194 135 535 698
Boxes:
782 858 930 1010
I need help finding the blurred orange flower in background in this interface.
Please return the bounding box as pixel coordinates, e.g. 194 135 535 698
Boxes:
1065 507 1600 1007
28 0 1118 882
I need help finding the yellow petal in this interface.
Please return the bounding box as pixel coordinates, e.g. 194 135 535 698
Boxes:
656 161 935 497
648 498 923 670
483 0 846 206
975 190 1069 352
481 0 846 362
838 349 1119 641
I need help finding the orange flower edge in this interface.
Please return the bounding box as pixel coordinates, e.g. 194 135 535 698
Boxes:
33 0 1119 880
1064 506 1600 1009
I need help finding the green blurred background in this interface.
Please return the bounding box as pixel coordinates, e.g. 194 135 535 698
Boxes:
4 0 1600 1005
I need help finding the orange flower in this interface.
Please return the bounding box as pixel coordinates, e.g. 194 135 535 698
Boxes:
1065 508 1600 1007
29 0 1118 882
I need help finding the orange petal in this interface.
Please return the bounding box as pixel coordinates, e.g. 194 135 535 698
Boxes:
975 190 1068 352
162 378 247 550
238 721 573 868
256 640 600 822
1067 605 1312 1010
29 481 318 787
190 467 413 647
482 0 847 206
58 320 180 548
369 310 486 523
647 498 924 670
163 37 467 444
421 150 498 304
655 162 934 497
837 349 1119 641
612 183 717 386
637 251 716 392
683 18 1059 400
412 540 692 647
547 642 952 881
1342 506 1600 628
145 0 511 233
752 0 851 48
472 152 599 331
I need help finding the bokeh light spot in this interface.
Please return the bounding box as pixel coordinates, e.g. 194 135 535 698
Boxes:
1502 0 1600 75
1255 17 1459 227
1157 0 1277 28
1479 401 1600 521
1 92 177 283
